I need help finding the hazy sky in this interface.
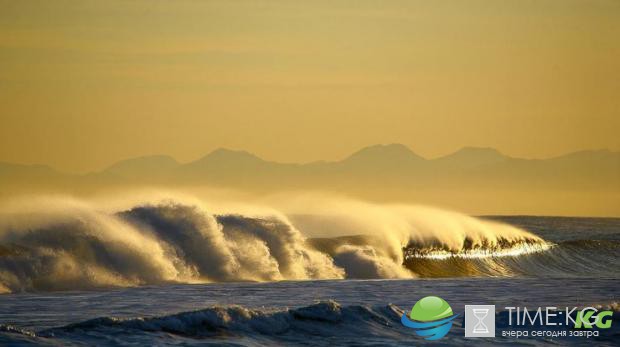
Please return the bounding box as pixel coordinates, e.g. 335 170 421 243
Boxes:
1 0 619 172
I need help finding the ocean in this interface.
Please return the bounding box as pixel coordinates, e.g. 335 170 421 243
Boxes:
0 207 618 346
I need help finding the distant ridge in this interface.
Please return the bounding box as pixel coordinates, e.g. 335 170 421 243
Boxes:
434 146 509 169
84 145 618 173
103 155 179 177
1 144 618 216
195 148 265 164
2 144 618 178
338 143 424 168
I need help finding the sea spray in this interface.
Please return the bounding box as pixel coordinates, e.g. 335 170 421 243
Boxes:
0 194 551 292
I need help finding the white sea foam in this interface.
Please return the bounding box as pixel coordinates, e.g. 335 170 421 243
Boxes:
0 194 550 292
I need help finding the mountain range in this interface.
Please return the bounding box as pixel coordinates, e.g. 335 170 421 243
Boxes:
1 144 619 216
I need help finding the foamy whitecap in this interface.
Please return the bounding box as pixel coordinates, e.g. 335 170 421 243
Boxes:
0 194 553 292
405 241 554 260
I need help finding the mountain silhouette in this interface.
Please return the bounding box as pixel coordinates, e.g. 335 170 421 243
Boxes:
102 155 179 178
434 147 508 169
342 144 424 165
1 144 618 216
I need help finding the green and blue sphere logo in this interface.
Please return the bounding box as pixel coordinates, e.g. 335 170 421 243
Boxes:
401 296 459 340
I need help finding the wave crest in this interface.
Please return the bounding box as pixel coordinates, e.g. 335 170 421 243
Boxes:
0 195 555 292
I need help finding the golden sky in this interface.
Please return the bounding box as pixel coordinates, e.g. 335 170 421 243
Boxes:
1 0 619 172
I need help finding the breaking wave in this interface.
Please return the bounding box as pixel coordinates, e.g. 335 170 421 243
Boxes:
0 195 557 293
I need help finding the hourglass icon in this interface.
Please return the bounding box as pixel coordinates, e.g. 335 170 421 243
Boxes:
465 305 495 337
472 308 490 334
